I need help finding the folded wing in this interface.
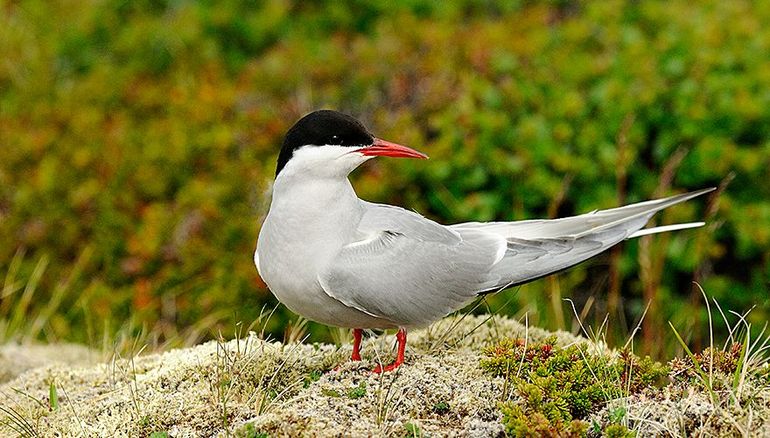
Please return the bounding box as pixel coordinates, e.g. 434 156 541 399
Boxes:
318 202 506 327
455 188 714 289
318 189 713 327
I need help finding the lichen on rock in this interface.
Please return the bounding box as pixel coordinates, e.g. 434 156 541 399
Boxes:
1 314 567 436
2 314 768 437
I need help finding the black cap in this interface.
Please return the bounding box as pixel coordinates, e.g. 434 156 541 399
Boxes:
276 110 374 177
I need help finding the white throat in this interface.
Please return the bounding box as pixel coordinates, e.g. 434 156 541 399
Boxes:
259 144 368 279
276 144 372 181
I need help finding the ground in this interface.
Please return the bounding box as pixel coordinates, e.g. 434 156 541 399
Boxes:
1 315 768 437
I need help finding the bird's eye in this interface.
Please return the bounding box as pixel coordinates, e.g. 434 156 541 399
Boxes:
331 135 339 143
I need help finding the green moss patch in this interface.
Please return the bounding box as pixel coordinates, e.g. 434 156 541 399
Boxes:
481 336 666 436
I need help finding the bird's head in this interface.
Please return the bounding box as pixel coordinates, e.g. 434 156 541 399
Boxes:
274 110 428 179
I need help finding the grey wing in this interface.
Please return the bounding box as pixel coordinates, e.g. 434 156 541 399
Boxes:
452 188 714 290
481 230 630 291
451 189 713 240
449 217 643 292
319 189 712 327
318 203 506 328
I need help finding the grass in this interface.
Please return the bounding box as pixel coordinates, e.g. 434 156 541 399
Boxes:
0 250 228 362
47 379 58 412
667 286 770 427
205 311 328 435
347 381 367 399
1 252 53 344
0 291 339 435
107 327 149 431
477 286 770 436
402 421 424 438
0 380 87 438
0 400 38 437
0 386 52 437
374 367 404 427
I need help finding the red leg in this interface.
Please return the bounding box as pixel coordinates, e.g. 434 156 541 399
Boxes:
351 328 362 361
373 328 407 373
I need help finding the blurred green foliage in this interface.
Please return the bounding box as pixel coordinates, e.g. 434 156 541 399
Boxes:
1 0 768 355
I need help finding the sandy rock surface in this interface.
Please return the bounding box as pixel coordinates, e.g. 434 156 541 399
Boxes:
3 315 768 437
0 342 97 384
0 315 578 437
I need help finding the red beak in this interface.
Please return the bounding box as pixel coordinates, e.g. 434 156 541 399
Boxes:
359 138 429 159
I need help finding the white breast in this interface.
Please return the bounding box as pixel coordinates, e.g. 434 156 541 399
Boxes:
255 169 397 329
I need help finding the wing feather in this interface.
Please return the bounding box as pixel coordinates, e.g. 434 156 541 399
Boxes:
318 203 503 327
319 189 713 326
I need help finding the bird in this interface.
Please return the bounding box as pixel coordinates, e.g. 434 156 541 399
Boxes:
255 109 713 372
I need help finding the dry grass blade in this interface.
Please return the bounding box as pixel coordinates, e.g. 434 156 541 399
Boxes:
0 404 37 437
427 296 486 354
4 255 48 342
623 301 651 351
1 249 25 302
638 146 689 356
26 247 92 342
283 316 309 345
668 322 717 405
564 298 590 340
725 309 770 402
608 113 635 325
375 368 403 427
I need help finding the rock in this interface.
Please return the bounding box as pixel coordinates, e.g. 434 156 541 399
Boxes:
0 343 97 383
0 314 577 436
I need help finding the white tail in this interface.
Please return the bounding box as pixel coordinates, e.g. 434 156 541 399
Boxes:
628 221 706 238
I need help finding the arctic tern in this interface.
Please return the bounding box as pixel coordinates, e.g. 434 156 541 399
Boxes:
255 109 713 372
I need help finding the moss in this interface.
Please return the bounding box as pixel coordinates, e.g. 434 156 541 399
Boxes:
669 343 744 382
482 336 666 436
403 422 423 437
500 402 588 437
347 381 367 399
235 423 269 438
321 387 341 398
303 370 322 388
601 424 635 438
432 401 450 414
